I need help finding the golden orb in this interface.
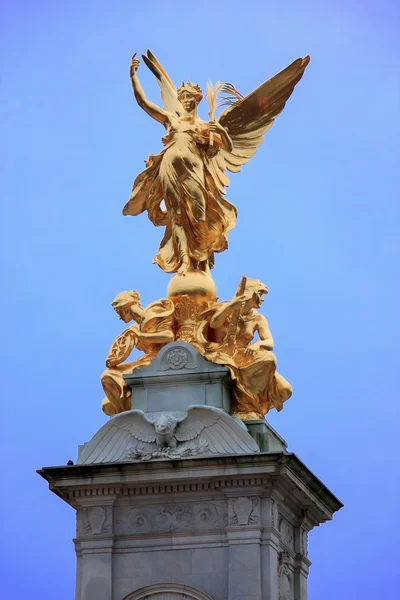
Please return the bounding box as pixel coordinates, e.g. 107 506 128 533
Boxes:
167 271 217 305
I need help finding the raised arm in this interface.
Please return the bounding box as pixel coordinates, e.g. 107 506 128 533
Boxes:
210 296 245 329
130 54 170 126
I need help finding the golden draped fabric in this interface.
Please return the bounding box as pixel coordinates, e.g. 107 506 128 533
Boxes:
196 303 292 419
123 124 237 272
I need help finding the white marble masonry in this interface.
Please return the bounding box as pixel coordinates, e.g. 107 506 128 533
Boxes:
39 453 342 600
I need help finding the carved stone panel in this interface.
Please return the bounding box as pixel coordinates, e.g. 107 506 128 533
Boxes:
229 496 260 526
77 506 112 536
278 516 294 550
278 551 292 600
271 498 279 529
301 528 308 557
115 501 227 535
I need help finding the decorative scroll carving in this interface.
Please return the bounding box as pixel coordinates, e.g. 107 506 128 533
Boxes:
229 496 260 525
115 501 227 535
301 528 308 557
278 551 292 600
271 498 279 528
173 294 203 344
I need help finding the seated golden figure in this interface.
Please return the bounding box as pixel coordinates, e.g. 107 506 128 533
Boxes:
101 290 174 416
196 278 292 420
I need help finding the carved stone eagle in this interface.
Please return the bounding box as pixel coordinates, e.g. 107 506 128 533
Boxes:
77 406 259 463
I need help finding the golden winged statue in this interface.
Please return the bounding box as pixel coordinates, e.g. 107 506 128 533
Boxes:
123 50 309 275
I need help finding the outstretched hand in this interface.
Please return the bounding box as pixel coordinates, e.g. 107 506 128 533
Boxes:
130 53 140 77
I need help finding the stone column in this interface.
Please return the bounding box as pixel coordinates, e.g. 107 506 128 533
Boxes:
226 495 262 600
260 497 281 600
74 502 115 600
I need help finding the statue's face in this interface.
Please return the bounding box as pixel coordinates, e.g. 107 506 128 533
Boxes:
178 91 197 113
114 306 131 323
251 290 265 309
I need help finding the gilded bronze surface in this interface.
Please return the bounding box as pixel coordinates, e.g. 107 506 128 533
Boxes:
123 50 309 275
100 49 309 420
195 279 292 419
101 290 174 416
102 279 291 420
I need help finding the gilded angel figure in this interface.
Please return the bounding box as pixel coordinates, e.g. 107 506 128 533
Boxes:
123 50 310 275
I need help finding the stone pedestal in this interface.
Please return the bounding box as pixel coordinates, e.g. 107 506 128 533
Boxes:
39 453 341 600
38 343 342 600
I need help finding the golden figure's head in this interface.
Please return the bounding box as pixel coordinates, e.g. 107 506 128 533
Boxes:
177 82 203 112
112 290 141 322
239 279 268 309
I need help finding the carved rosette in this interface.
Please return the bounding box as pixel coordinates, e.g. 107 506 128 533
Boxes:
166 348 188 370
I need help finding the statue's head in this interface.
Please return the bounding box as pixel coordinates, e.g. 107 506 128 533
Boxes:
154 414 177 435
112 290 141 322
239 279 268 309
177 81 203 112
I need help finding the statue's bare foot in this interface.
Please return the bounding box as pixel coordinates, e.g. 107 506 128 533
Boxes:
177 259 190 276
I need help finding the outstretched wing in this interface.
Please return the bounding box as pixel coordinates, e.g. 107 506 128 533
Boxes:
207 56 310 193
176 406 259 455
142 49 181 116
77 410 156 464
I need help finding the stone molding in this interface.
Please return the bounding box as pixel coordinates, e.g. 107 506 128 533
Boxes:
122 582 214 599
39 454 342 533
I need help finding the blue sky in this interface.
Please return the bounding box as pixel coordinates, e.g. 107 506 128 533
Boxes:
1 1 399 598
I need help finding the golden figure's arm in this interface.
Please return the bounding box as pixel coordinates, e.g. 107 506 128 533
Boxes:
253 314 274 351
139 330 174 344
130 54 170 125
210 297 244 329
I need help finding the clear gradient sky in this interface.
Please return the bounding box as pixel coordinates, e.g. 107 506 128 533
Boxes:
1 1 399 599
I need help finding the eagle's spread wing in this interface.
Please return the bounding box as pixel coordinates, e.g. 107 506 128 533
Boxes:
176 406 259 455
77 411 156 464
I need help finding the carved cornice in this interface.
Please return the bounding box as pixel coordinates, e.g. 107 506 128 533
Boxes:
38 452 342 527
